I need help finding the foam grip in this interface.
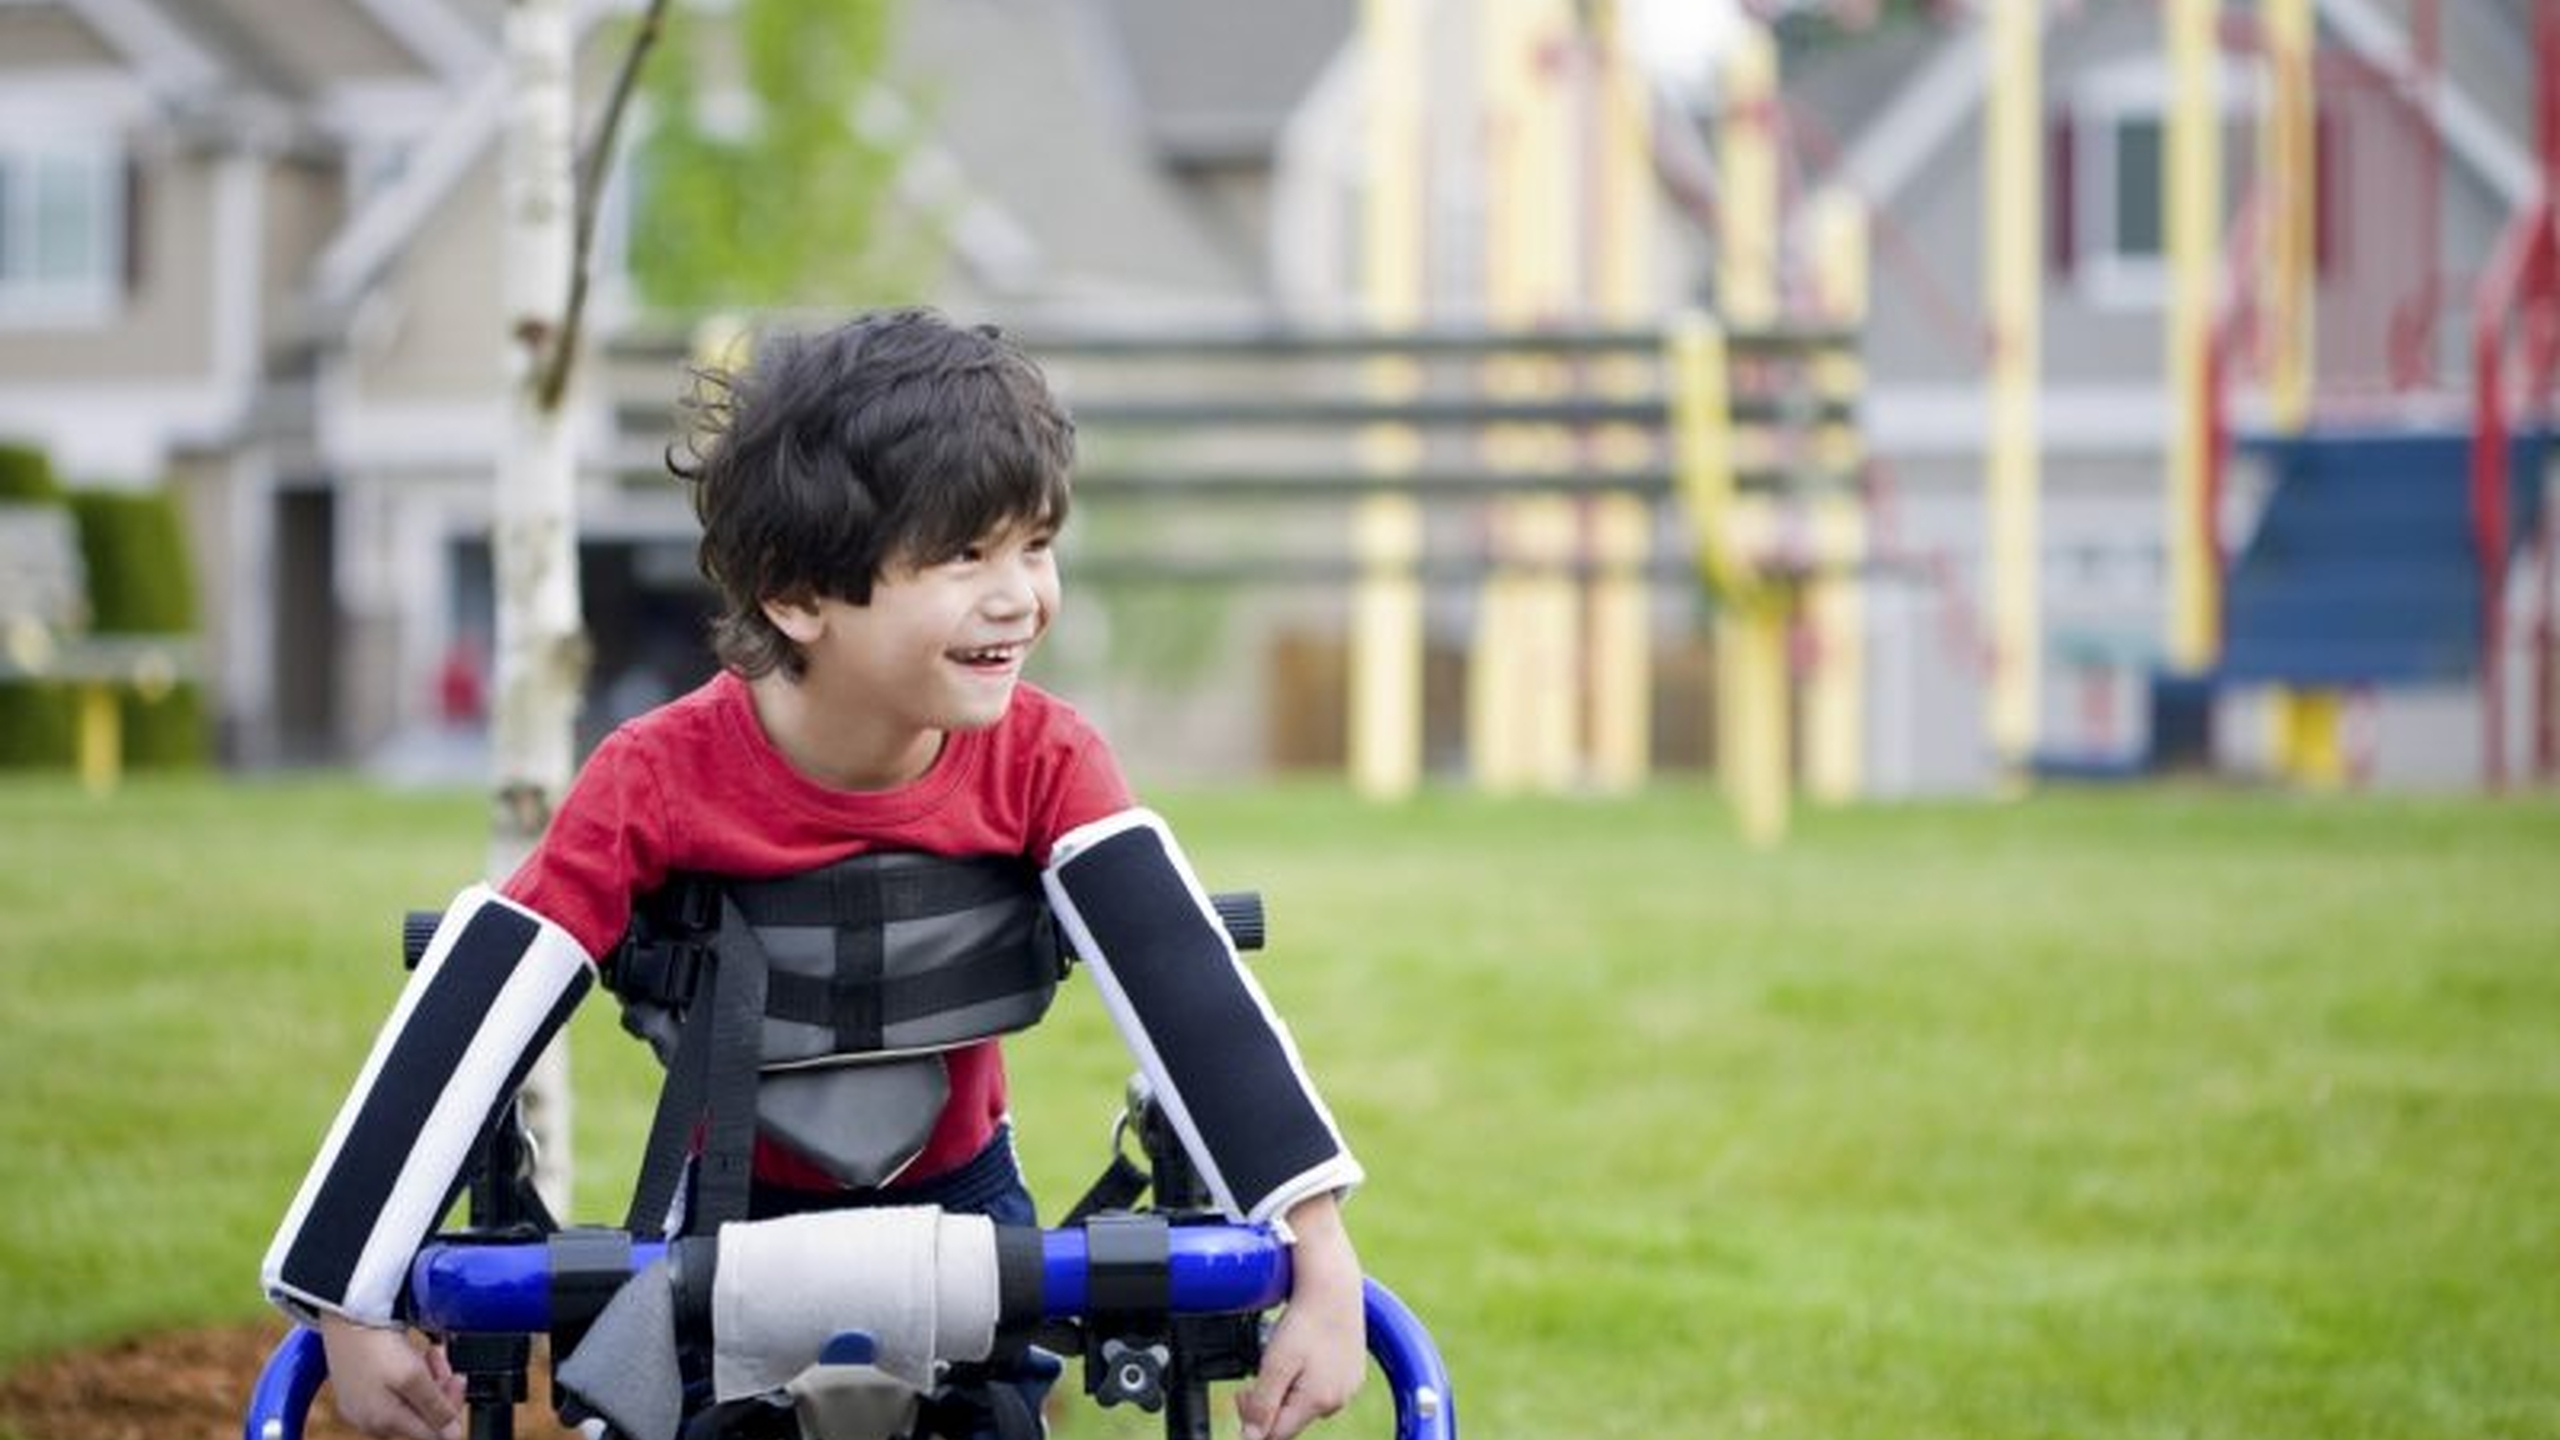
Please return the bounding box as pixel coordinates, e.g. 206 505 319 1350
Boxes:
1044 810 1361 1223
263 885 593 1325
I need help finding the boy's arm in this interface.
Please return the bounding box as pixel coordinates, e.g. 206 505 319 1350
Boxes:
1239 1192 1367 1440
263 885 592 1326
1042 808 1364 1225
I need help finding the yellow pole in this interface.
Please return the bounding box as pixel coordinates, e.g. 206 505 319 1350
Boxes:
1718 25 1780 332
77 684 121 797
1670 313 1781 845
1714 21 1790 843
2163 0 2220 676
2257 0 2343 786
1474 0 1581 794
2261 0 2316 431
1585 0 1655 793
1985 0 2043 781
1352 0 1426 801
1804 189 1869 805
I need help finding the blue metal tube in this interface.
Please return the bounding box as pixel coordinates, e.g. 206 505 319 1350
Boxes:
240 1324 324 1440
1363 1279 1458 1440
255 1237 1451 1440
1036 1223 1292 1315
405 1224 1296 1335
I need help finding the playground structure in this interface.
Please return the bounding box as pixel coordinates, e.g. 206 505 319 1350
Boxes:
991 6 1878 846
2181 0 2558 791
588 2 2559 827
1308 0 2560 807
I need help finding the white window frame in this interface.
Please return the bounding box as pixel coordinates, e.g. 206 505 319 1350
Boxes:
0 79 140 329
2069 59 2260 312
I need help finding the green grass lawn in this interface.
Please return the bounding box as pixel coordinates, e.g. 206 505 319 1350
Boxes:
2 776 2556 1438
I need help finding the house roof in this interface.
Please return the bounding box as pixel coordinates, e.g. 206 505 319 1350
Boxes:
1793 0 2543 217
25 0 482 103
1088 0 1357 166
311 0 1263 317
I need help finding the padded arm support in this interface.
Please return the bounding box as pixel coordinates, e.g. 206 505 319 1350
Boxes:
1043 810 1362 1224
263 885 593 1326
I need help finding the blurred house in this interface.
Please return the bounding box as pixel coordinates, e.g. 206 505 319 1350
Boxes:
0 0 1351 769
0 0 2542 789
1769 1 2547 790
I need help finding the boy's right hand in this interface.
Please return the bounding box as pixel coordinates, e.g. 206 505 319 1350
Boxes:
317 1312 465 1440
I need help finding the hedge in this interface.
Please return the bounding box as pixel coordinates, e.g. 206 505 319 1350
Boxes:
0 442 62 503
0 465 209 770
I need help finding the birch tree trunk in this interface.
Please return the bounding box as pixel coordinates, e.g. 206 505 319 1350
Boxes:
493 0 586 1214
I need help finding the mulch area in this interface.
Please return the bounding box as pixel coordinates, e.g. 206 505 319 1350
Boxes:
0 1320 580 1440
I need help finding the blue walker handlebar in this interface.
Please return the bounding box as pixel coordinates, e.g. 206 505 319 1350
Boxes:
243 1222 1454 1440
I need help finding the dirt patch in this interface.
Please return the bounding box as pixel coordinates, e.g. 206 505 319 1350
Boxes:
0 1320 580 1440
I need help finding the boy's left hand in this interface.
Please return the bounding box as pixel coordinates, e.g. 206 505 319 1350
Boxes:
1237 1193 1366 1440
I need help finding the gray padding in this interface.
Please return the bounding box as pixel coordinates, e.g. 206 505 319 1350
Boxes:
556 1258 686 1440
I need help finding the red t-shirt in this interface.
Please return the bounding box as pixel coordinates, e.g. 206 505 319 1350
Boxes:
504 670 1133 1188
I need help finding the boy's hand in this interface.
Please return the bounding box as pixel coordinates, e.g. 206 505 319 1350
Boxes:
1238 1193 1366 1440
317 1312 465 1440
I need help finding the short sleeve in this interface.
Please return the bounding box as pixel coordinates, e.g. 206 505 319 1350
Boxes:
502 729 672 958
1031 709 1135 865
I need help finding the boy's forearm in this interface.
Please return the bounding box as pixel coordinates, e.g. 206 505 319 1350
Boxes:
1282 1191 1361 1291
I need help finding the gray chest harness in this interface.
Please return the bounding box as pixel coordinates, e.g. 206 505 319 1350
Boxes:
604 852 1065 1235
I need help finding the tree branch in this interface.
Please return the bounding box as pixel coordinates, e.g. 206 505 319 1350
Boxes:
536 0 674 412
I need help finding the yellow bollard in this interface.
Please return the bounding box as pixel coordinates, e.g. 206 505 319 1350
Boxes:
1721 598 1791 848
2272 688 2347 790
77 683 121 797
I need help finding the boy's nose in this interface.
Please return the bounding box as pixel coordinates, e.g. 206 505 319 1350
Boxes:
982 558 1042 616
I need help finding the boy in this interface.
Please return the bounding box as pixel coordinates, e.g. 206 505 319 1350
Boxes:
262 310 1367 1440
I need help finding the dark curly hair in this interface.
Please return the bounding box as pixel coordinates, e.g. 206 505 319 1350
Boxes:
669 309 1076 679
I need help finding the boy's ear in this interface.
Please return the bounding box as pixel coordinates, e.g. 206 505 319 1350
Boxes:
761 594 825 644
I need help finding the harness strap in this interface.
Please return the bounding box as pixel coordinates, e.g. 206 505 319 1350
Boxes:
623 896 770 1235
762 938 1061 1055
666 857 1032 931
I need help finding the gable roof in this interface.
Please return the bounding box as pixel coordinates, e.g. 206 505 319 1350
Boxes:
1805 0 2540 218
312 0 1256 317
18 0 223 97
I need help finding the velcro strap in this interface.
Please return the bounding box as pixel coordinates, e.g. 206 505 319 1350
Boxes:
1082 1214 1171 1317
723 855 1034 928
992 1225 1046 1337
547 1227 636 1351
761 937 1063 1047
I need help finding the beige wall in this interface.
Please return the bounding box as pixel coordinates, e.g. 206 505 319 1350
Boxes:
208 0 419 85
264 160 347 366
0 9 117 66
350 152 505 401
0 145 217 383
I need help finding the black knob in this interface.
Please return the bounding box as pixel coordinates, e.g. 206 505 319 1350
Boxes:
1096 1338 1169 1412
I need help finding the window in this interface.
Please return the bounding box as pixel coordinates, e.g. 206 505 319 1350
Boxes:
2055 62 2253 310
2109 114 2163 260
0 139 126 324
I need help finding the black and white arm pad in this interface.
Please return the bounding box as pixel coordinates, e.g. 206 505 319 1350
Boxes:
262 884 593 1326
1043 809 1363 1225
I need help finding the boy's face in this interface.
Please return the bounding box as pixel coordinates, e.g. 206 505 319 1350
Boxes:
767 517 1061 738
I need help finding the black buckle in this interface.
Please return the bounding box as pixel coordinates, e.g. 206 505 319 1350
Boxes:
610 937 706 1006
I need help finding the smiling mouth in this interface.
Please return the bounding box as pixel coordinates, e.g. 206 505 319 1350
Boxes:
951 642 1027 670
